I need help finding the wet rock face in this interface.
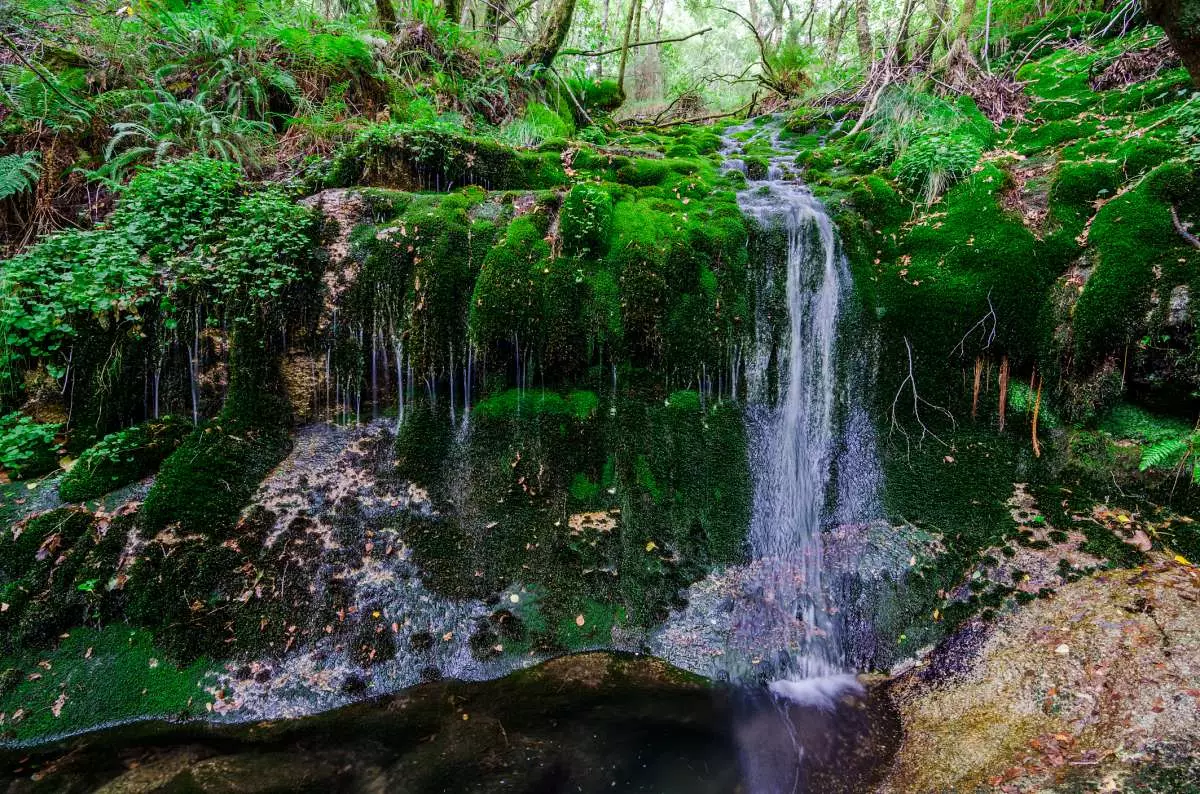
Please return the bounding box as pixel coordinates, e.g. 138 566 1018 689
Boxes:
880 560 1200 793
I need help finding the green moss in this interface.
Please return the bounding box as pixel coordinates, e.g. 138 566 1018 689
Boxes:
58 416 192 502
330 123 567 191
616 158 670 187
0 508 132 653
402 392 749 647
1073 163 1199 361
139 423 289 537
878 164 1047 395
473 389 599 421
0 625 212 745
561 184 614 257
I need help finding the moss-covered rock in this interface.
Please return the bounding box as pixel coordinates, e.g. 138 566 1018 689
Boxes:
58 416 192 502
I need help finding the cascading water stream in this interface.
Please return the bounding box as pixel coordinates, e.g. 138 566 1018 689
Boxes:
723 118 882 707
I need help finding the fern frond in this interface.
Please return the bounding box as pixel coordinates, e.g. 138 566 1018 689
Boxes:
1139 438 1189 472
0 151 41 201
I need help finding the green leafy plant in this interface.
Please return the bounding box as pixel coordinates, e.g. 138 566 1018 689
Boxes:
0 412 61 479
893 133 983 203
1139 428 1200 483
0 65 92 133
102 88 272 181
58 416 192 502
1175 94 1200 162
0 227 150 363
0 151 41 201
195 189 318 302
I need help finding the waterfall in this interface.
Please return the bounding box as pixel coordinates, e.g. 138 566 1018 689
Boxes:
724 118 882 706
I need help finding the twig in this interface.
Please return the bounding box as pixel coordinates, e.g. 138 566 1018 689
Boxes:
1170 205 1200 249
951 290 998 356
711 6 776 80
630 101 752 129
562 27 712 57
890 337 955 452
548 66 595 128
0 30 90 112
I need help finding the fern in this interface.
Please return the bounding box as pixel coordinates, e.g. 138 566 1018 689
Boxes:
0 151 41 201
1139 437 1191 472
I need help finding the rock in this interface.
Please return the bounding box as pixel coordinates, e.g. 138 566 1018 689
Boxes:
92 747 215 793
879 560 1200 793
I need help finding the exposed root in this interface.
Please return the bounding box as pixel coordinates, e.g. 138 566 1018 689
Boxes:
890 337 955 451
1170 204 1200 250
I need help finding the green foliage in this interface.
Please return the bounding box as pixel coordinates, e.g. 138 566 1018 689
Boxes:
0 151 41 201
58 416 192 502
1176 96 1200 162
0 65 92 133
0 412 60 479
1139 435 1195 477
892 133 983 203
499 101 574 148
0 227 149 363
194 189 319 303
112 155 243 254
102 88 272 181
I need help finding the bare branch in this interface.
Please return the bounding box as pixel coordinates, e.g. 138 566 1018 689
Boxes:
1170 205 1200 249
562 27 712 57
951 290 998 357
890 337 955 452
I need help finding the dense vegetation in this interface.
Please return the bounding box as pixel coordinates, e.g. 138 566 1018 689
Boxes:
0 5 1198 788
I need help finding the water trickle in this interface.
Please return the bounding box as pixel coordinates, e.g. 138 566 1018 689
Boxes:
723 118 883 703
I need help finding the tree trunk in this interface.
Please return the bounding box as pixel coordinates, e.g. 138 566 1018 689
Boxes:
1143 0 1200 83
599 0 610 74
918 0 950 62
825 0 851 62
374 0 397 29
617 0 640 96
893 0 919 65
444 0 462 24
855 0 873 64
943 0 979 78
519 0 578 68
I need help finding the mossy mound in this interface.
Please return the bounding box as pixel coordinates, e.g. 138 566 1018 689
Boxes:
58 416 193 502
0 508 130 654
329 123 568 191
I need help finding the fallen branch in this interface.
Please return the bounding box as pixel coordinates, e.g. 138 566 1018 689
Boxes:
0 31 90 112
628 100 753 129
1031 370 1042 458
563 27 712 57
1170 204 1200 249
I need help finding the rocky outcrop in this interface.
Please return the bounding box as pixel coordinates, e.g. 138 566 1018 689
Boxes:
880 559 1200 793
